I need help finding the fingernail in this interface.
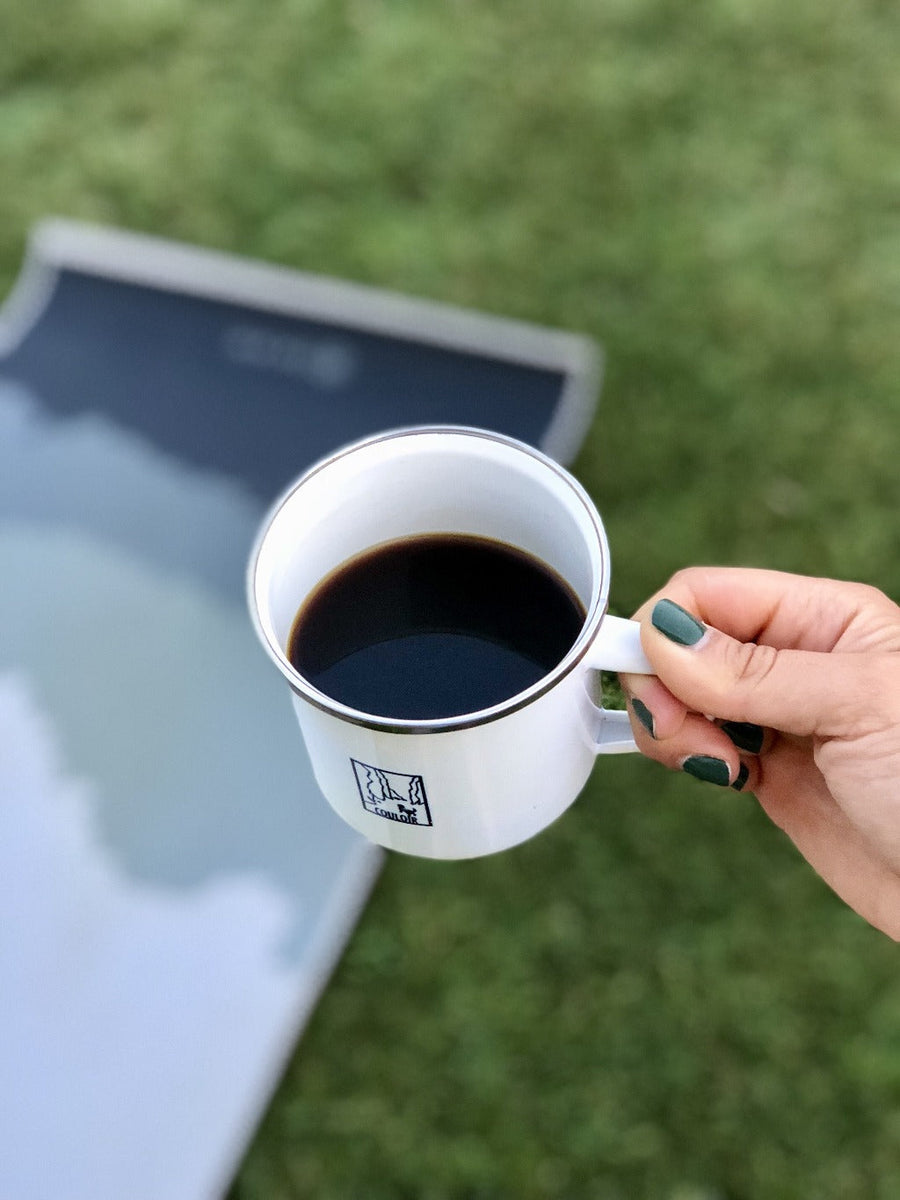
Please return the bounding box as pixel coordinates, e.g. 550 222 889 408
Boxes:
682 755 731 787
651 599 706 647
731 762 750 792
720 721 764 755
630 697 655 738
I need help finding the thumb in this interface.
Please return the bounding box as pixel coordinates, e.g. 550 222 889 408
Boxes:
644 598 871 739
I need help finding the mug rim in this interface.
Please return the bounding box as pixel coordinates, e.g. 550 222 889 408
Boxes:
248 424 611 734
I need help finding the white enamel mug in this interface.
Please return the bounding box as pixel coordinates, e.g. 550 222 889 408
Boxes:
248 426 652 860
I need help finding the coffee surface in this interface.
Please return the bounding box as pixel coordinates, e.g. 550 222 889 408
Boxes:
287 534 586 720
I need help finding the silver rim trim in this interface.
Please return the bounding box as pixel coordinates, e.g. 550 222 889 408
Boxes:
248 425 610 735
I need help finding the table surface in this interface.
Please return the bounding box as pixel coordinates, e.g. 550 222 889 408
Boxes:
0 223 598 1200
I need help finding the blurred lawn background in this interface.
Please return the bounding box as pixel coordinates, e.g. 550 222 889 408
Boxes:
3 1 900 1197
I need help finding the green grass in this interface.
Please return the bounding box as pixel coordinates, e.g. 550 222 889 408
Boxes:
3 1 900 1196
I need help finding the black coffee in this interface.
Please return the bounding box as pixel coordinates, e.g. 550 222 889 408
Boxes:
287 534 586 720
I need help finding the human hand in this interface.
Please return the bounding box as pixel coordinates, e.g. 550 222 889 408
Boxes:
620 568 900 939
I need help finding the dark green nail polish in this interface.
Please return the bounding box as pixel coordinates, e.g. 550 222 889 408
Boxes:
682 755 731 787
630 697 655 738
731 762 750 792
652 599 706 647
721 721 764 755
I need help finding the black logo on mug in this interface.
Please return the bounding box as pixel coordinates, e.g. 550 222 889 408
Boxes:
351 759 432 826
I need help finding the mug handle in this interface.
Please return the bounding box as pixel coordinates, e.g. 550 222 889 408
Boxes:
586 614 653 755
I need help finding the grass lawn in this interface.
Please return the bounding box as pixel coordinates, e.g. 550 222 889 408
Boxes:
3 1 900 1196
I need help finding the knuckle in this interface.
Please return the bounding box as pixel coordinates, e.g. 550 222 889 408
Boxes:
843 581 900 627
723 637 780 695
853 581 893 609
